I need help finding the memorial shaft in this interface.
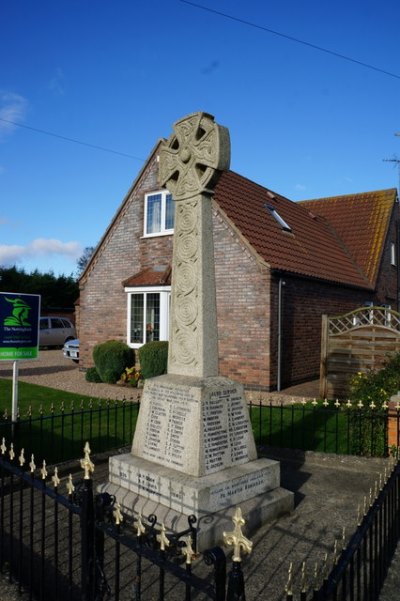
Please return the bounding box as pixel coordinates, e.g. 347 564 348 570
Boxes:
158 112 230 378
168 192 218 377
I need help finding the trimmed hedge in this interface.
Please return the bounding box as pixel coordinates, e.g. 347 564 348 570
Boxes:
93 340 135 384
85 367 102 383
139 341 168 379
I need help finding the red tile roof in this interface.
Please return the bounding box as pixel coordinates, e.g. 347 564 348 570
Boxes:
300 189 397 287
123 265 171 287
214 171 396 289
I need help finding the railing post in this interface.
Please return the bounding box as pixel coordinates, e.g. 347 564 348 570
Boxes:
79 443 95 601
223 508 252 601
226 560 246 601
387 397 400 451
94 492 114 600
80 477 94 601
203 546 226 601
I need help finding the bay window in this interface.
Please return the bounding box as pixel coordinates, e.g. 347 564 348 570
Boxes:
126 286 170 347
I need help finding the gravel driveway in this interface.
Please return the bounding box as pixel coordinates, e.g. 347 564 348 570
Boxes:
0 349 318 406
0 349 141 401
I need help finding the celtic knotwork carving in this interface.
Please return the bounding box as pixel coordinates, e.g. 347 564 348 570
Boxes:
159 112 230 200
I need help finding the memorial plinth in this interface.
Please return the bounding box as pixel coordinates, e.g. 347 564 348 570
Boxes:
100 112 293 549
103 375 293 549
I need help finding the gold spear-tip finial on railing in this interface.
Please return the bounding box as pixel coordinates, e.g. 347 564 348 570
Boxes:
157 523 170 551
113 502 123 526
19 448 25 467
66 474 75 496
284 562 293 595
223 507 253 562
301 561 308 593
80 442 94 479
29 454 36 474
0 438 6 455
9 443 15 461
52 467 60 489
40 460 47 480
181 534 196 565
134 513 146 538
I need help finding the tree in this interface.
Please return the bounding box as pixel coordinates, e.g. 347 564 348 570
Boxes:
76 246 95 277
0 265 79 310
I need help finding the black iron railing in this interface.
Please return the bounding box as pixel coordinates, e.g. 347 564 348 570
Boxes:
249 399 398 457
0 440 248 601
285 456 400 600
2 398 398 468
0 399 140 465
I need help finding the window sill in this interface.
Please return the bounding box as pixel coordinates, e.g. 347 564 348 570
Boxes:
141 231 174 239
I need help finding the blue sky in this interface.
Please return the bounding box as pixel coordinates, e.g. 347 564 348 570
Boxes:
1 0 400 276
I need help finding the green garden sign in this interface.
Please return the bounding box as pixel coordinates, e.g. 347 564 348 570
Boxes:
0 292 41 360
0 292 41 422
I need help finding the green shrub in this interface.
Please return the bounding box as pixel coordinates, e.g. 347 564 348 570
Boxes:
85 367 102 383
93 340 135 384
139 341 168 379
349 352 400 407
348 352 400 456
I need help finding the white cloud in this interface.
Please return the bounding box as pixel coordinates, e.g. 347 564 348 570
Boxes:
294 183 307 191
0 92 29 138
0 238 83 266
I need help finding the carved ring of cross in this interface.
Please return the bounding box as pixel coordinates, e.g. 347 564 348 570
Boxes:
159 112 230 201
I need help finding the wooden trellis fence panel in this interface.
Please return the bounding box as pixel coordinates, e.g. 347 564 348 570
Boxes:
320 307 400 399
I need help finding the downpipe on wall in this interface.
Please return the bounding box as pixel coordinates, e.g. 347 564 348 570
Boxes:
277 277 286 392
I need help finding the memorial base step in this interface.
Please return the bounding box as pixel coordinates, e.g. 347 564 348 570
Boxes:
100 453 294 550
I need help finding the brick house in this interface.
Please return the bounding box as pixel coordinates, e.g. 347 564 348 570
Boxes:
78 140 399 390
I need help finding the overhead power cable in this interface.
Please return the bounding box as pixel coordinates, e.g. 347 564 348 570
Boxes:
179 0 400 81
0 116 144 161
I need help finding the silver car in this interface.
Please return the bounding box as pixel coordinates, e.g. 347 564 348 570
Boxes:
39 316 76 348
63 338 80 363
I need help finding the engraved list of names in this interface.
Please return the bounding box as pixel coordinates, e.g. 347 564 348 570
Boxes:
202 385 254 474
140 382 198 470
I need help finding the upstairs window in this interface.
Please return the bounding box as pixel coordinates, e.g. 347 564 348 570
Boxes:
144 191 174 236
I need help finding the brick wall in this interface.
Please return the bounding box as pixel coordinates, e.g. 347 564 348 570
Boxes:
213 207 271 389
272 277 370 389
79 152 173 368
374 202 399 309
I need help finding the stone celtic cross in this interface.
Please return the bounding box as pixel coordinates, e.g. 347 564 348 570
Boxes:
159 112 230 378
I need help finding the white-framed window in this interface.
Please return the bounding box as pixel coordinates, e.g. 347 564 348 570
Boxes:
144 191 174 236
126 286 171 348
390 242 396 266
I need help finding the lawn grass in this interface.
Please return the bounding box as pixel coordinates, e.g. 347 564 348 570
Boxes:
0 379 389 463
0 378 139 465
249 401 388 456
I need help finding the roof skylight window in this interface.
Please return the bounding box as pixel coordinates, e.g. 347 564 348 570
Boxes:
265 204 292 232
